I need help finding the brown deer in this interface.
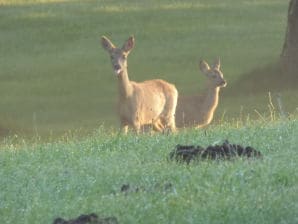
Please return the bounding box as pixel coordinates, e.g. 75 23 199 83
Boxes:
101 36 178 133
176 59 227 128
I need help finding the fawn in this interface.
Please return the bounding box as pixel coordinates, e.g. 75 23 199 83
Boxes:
176 59 226 128
101 36 178 133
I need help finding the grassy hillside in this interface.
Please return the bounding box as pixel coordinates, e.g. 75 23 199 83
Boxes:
0 0 297 137
1 119 297 223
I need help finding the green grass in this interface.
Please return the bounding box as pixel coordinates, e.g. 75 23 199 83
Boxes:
1 0 297 137
1 2 297 223
1 119 298 223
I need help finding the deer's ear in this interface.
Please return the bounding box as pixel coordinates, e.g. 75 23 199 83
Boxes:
122 36 135 54
213 58 221 70
101 36 115 52
199 60 210 74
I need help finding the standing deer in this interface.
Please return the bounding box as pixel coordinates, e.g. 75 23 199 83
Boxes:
101 36 178 133
176 59 227 128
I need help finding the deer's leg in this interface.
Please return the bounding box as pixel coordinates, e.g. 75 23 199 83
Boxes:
132 120 141 134
120 118 129 134
158 115 176 133
152 119 164 132
121 125 128 134
133 124 140 134
165 115 177 132
167 110 177 132
161 91 178 133
140 124 155 133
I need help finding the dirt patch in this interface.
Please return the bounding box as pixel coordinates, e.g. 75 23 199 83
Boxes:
53 213 118 224
169 140 262 164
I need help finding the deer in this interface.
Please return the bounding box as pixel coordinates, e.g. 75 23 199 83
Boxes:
175 58 227 128
101 35 178 133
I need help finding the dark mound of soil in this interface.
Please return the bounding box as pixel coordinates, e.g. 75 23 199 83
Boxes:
53 213 118 224
169 140 262 164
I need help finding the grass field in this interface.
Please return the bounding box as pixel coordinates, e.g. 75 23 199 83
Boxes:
1 2 298 223
1 119 298 223
0 0 297 137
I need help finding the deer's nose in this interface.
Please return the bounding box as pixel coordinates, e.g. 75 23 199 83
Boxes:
114 64 121 70
221 80 227 87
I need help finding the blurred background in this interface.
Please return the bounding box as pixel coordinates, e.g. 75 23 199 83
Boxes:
0 0 297 138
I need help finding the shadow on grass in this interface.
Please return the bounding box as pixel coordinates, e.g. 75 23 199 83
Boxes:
224 62 298 97
0 125 10 138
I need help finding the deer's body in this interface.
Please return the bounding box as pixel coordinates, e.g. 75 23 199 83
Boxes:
101 36 178 133
176 59 226 128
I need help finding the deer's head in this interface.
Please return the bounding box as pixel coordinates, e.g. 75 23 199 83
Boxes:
199 59 227 88
101 36 134 76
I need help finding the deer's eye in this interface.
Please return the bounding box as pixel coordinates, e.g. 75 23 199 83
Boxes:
211 74 217 78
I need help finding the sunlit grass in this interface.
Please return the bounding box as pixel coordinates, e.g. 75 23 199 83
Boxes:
0 3 297 223
0 0 72 5
1 119 298 223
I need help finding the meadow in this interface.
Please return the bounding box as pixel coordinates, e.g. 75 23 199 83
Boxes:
1 1 298 223
1 119 298 223
0 0 297 137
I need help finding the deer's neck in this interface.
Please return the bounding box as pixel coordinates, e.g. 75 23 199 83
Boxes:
118 68 133 98
176 84 221 128
197 85 220 122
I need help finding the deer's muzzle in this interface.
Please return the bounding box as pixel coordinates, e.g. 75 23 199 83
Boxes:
113 64 122 76
221 80 227 87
